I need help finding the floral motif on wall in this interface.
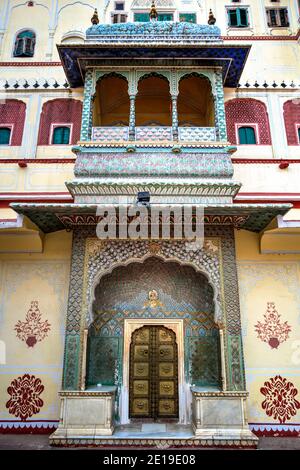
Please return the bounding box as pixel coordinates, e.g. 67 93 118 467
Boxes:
261 375 300 423
255 302 291 349
14 301 51 347
6 374 45 420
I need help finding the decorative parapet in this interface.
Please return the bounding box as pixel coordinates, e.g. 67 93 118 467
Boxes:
135 126 172 141
86 21 222 45
91 127 217 143
92 127 129 142
179 127 216 142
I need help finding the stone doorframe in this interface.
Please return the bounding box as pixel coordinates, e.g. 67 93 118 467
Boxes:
121 319 185 424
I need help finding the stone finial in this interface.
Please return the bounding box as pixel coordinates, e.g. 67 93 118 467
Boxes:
208 9 216 25
91 8 99 25
149 1 158 21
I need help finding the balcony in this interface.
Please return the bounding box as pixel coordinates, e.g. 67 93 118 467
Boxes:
91 126 217 143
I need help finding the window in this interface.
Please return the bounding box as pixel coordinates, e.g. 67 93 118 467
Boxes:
13 30 35 57
227 8 249 27
266 8 289 27
115 1 124 10
298 127 300 144
238 126 257 144
157 13 173 21
179 13 196 23
112 13 127 23
134 12 174 22
52 126 71 145
0 127 11 145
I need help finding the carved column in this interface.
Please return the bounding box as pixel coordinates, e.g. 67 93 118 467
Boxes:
129 94 136 141
80 70 94 141
171 94 179 141
214 71 227 142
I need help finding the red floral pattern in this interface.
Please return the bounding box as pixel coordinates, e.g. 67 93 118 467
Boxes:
261 375 300 423
6 374 45 421
15 301 51 347
255 302 291 349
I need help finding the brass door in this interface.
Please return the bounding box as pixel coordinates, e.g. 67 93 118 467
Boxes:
129 325 179 419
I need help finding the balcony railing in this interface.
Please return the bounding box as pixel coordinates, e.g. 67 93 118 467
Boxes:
91 126 216 142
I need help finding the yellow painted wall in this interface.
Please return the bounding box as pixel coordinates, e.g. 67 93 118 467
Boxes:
0 231 72 423
236 229 300 426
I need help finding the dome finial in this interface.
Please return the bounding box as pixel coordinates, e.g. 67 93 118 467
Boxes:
208 9 216 25
91 8 99 25
149 1 158 22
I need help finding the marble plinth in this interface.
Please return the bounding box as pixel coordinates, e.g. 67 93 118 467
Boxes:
191 388 258 444
49 387 116 444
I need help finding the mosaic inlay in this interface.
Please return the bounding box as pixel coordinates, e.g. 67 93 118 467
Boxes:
62 226 245 392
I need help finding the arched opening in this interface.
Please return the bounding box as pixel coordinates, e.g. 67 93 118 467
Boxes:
135 75 172 126
86 257 221 422
37 98 82 145
178 74 215 127
225 98 272 145
93 74 130 127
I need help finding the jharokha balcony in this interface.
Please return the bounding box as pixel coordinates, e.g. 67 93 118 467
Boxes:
90 73 218 144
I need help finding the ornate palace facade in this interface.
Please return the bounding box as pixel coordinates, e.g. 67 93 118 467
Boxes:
0 0 300 447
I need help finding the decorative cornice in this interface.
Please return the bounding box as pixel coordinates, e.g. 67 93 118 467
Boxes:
191 390 249 397
59 390 116 397
222 32 300 41
9 202 291 233
57 213 249 229
232 159 300 164
66 181 241 198
0 159 76 164
0 62 61 66
76 141 230 149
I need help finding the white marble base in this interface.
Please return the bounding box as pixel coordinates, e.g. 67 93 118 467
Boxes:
49 388 116 443
191 389 258 443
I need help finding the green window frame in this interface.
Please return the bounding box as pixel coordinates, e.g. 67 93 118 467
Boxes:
52 126 71 145
227 8 249 28
238 126 257 145
179 13 196 23
134 13 149 22
134 12 173 22
0 127 12 145
158 13 173 21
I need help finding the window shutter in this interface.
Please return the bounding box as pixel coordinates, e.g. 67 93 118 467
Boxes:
52 126 70 145
238 126 256 145
228 10 238 27
239 9 248 27
14 38 24 56
0 128 11 145
280 8 289 27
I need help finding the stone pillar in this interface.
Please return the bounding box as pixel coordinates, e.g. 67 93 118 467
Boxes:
129 94 136 141
171 94 179 140
80 70 94 141
214 71 227 142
